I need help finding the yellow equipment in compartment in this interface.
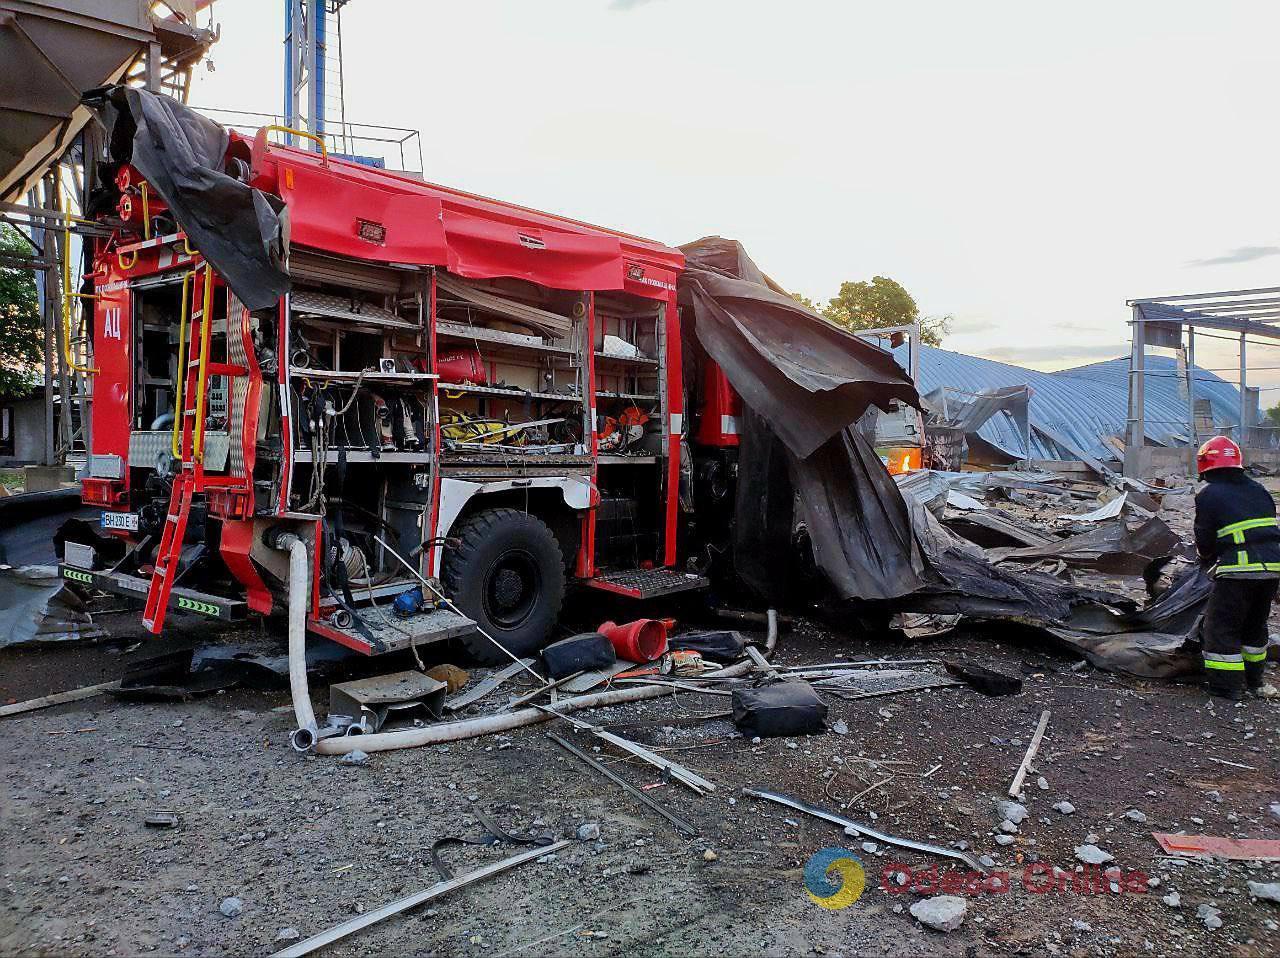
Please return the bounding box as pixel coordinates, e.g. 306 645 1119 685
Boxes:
440 411 560 446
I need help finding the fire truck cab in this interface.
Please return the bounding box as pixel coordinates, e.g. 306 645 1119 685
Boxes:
65 127 715 662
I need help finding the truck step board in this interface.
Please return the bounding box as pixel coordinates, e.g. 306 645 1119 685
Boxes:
585 568 709 600
308 607 477 656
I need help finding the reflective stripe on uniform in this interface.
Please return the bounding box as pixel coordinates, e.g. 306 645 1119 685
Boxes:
1203 652 1245 671
1217 517 1279 541
1212 517 1280 572
1242 647 1269 663
1215 561 1280 574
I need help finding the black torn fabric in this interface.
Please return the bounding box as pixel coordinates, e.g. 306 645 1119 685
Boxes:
83 85 289 309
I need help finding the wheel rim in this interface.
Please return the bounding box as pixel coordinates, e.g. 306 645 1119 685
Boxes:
482 548 541 631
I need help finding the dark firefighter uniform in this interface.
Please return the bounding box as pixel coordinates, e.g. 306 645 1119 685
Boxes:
1194 466 1280 697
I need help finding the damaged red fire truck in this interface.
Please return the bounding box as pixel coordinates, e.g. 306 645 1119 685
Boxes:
59 90 919 748
61 94 742 663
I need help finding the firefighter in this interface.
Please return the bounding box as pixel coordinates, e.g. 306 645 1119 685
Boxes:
1194 436 1279 700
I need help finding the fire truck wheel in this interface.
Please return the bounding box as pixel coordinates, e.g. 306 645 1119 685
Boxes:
442 508 565 663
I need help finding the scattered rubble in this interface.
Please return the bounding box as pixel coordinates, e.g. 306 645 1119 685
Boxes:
1074 845 1114 865
218 898 243 919
1249 882 1280 904
910 896 968 932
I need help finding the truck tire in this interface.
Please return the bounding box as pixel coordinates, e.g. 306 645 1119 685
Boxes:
441 508 565 664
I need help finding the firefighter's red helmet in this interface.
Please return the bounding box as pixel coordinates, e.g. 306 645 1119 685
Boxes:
1196 436 1243 475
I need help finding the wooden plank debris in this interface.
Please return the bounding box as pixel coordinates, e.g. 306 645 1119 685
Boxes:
1008 710 1051 798
0 680 120 718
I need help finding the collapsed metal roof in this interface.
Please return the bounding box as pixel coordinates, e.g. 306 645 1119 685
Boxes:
895 345 1243 462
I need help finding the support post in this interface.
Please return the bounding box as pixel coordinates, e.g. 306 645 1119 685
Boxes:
1239 332 1248 448
1123 306 1146 478
1186 326 1197 474
35 178 56 466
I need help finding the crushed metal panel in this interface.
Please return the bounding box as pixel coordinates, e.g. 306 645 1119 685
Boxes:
329 670 446 731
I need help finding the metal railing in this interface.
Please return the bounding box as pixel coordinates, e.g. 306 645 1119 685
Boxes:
190 106 423 175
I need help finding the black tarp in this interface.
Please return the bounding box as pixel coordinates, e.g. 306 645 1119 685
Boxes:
679 237 933 602
83 86 289 310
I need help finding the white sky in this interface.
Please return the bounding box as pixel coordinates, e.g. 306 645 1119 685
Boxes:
188 0 1280 389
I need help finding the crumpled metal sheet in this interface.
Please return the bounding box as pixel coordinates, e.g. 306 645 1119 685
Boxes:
679 238 932 602
988 516 1184 575
679 237 919 461
0 565 105 648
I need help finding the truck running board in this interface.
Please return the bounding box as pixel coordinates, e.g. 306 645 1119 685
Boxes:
585 568 710 600
308 607 477 656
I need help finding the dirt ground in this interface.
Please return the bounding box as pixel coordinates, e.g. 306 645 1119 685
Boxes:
1 610 1278 958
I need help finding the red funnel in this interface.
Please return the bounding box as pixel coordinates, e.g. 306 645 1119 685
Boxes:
598 618 668 663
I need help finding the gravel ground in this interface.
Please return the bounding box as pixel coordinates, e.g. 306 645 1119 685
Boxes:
1 613 1279 958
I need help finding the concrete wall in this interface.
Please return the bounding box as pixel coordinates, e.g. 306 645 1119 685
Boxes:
1131 444 1280 480
0 398 46 467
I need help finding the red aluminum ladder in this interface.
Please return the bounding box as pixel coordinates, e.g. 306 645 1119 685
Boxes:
142 267 214 634
141 471 196 632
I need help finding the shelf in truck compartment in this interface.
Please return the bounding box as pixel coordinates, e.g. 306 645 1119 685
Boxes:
597 455 657 465
293 449 433 464
435 321 573 355
289 369 438 382
440 382 582 403
596 391 659 401
594 351 658 366
291 290 421 330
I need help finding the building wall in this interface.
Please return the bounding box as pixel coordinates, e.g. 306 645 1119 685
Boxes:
0 398 47 467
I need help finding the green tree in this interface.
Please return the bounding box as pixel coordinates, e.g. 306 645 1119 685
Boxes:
1266 403 1280 427
823 275 950 346
790 291 820 312
0 224 42 395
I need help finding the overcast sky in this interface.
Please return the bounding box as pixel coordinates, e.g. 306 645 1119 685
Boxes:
189 0 1279 386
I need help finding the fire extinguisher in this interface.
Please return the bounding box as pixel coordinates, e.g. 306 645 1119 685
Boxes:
436 347 487 385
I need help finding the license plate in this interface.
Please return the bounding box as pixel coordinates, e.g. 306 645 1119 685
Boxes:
101 511 139 531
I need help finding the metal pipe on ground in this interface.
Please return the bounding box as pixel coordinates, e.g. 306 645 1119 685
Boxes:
312 609 778 756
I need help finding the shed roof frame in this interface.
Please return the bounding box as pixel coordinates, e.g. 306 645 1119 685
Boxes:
1124 287 1280 477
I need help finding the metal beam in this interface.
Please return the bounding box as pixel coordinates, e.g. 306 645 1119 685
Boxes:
1128 287 1280 306
1160 314 1280 340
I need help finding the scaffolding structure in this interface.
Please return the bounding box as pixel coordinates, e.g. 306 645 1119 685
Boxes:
0 1 217 467
1124 286 1280 478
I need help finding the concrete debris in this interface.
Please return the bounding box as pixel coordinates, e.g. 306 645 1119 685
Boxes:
995 800 1029 825
1074 845 1113 865
1248 881 1280 904
1162 892 1181 908
1053 801 1076 815
909 895 967 932
218 897 243 918
994 834 1015 846
1123 809 1147 823
998 820 1019 834
576 823 601 841
1196 904 1223 929
1036 777 1049 791
702 849 718 862
338 749 370 767
275 927 301 943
